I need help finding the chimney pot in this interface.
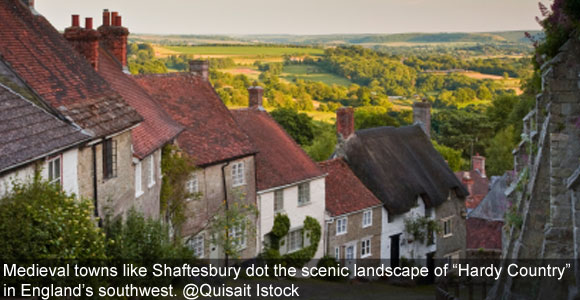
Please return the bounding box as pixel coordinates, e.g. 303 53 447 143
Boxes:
412 100 431 138
336 107 355 140
111 12 119 25
248 86 264 108
189 60 209 81
115 16 122 27
102 9 110 27
72 15 80 27
472 154 486 178
85 18 93 30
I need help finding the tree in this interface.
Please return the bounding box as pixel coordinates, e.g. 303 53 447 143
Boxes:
485 125 517 176
432 141 467 172
0 173 106 260
208 199 258 260
354 106 399 130
270 108 315 146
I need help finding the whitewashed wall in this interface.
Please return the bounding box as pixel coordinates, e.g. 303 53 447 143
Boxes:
257 177 326 258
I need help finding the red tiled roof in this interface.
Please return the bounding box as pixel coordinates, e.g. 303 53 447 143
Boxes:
455 170 489 209
0 1 141 137
134 73 255 166
97 50 182 159
231 108 324 191
466 218 503 250
319 158 382 216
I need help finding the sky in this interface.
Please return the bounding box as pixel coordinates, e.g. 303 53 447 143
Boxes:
37 0 542 35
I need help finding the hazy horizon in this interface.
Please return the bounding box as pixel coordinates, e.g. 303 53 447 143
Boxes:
37 0 542 35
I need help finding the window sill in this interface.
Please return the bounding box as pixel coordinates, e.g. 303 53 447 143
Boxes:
232 183 246 188
336 232 347 236
297 201 311 207
443 234 453 238
361 253 372 259
362 224 372 229
148 182 155 189
135 190 144 198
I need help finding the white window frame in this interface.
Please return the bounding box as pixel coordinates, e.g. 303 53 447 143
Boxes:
335 247 340 260
288 229 303 253
443 217 453 237
336 217 347 235
231 162 245 187
362 209 372 228
361 238 371 258
298 182 310 205
188 234 205 258
47 155 62 186
229 225 247 250
274 189 284 212
135 161 143 197
186 173 199 201
148 155 156 188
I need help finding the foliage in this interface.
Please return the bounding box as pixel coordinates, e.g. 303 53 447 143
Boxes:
262 214 322 269
0 173 106 260
354 106 399 130
208 198 259 259
160 144 198 238
432 108 494 158
432 140 467 172
303 121 337 162
127 42 168 74
270 108 315 146
485 126 517 176
505 204 523 230
316 256 347 281
104 209 193 260
403 216 441 244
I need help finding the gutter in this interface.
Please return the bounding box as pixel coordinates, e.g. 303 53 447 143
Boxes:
221 161 230 265
257 173 328 195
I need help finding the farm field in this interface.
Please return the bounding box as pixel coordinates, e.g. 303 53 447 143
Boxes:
280 65 353 87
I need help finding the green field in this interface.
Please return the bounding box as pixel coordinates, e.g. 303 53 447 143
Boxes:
161 45 324 57
280 65 353 87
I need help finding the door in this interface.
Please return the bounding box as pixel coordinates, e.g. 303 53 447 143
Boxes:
345 243 356 277
390 234 400 268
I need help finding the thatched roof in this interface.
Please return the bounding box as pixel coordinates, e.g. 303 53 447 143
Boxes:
342 125 468 215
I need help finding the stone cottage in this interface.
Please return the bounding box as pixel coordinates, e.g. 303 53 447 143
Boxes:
134 63 259 259
333 106 468 263
0 83 90 196
231 88 326 258
319 158 383 262
0 0 145 220
63 10 184 219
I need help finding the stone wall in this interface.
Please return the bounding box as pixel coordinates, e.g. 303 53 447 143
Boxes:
326 206 383 260
435 193 467 259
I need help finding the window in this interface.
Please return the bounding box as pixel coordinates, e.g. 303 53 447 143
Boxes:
336 217 347 235
443 218 453 237
229 225 246 249
298 182 310 205
231 162 245 187
361 238 371 258
188 234 204 258
288 229 303 252
335 247 340 260
362 209 372 228
148 156 155 187
186 174 199 200
135 161 143 197
425 207 433 217
274 189 284 212
103 139 117 179
47 156 61 186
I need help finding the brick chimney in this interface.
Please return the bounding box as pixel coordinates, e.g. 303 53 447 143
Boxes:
189 60 209 81
472 153 486 178
336 107 355 140
413 99 431 138
98 9 129 67
64 15 101 70
248 86 264 108
461 171 474 200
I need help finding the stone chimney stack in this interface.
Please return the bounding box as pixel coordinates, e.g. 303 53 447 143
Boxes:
461 171 474 199
64 15 101 70
413 99 431 138
472 153 486 178
189 60 209 81
336 107 355 140
98 9 129 67
248 86 264 108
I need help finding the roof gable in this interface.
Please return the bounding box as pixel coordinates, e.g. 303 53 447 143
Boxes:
319 158 381 216
343 125 468 215
97 49 182 159
232 108 324 191
0 1 141 137
134 73 255 166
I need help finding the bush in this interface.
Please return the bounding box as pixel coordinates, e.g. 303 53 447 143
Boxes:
0 174 106 260
316 256 347 281
104 209 193 261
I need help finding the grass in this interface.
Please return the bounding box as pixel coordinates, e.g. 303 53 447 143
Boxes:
227 104 335 124
280 65 353 87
